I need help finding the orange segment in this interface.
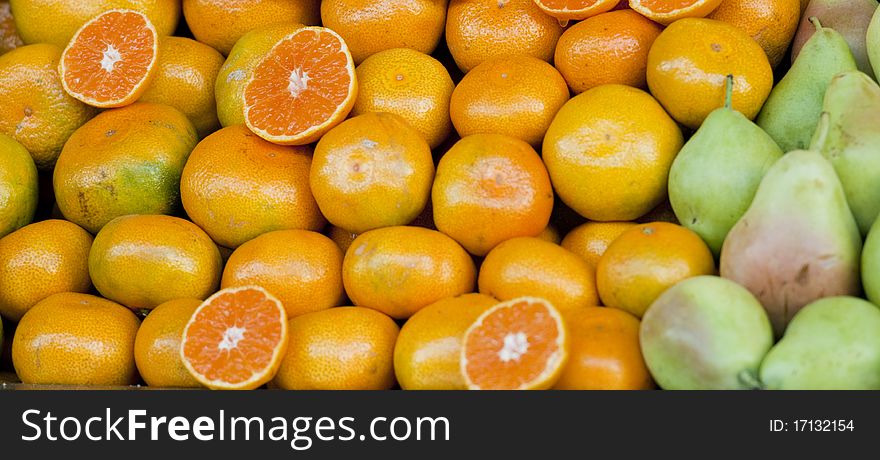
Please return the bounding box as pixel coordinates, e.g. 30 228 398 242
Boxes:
461 297 568 390
180 286 288 390
59 9 158 108
534 0 621 22
243 26 357 145
629 0 723 24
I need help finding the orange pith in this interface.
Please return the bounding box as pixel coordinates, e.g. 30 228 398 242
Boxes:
461 297 567 390
181 286 288 390
243 26 356 145
59 9 158 108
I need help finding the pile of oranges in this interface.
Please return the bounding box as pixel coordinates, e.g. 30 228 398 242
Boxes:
0 0 808 390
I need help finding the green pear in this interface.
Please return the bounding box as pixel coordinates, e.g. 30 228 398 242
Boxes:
791 0 878 79
669 76 783 256
860 214 880 303
757 18 857 152
719 139 862 337
640 276 773 390
760 296 880 390
868 7 880 80
813 71 880 235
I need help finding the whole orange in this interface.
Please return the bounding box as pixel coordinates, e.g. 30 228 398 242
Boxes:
596 222 715 318
273 307 399 390
433 133 554 256
180 125 323 249
543 85 683 222
553 306 654 390
562 221 638 272
554 9 663 94
310 112 434 234
321 0 447 64
0 1 22 55
343 226 476 319
394 293 498 390
89 215 223 310
707 0 800 68
0 220 92 321
646 18 773 129
446 0 563 72
479 237 598 315
134 298 203 388
0 133 38 238
450 55 569 147
12 292 140 386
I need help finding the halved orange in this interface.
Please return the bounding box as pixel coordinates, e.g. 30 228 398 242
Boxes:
461 297 568 390
243 26 357 146
59 9 159 108
534 0 621 22
629 0 723 25
180 286 288 390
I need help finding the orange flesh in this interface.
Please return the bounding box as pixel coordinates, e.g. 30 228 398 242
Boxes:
539 0 602 10
182 288 285 386
637 0 702 13
244 28 353 139
61 10 156 105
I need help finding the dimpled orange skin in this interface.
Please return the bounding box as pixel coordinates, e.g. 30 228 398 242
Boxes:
446 0 563 72
273 306 399 390
180 125 323 249
328 225 359 256
0 1 23 55
562 221 638 273
182 0 320 55
0 133 38 238
134 298 203 388
553 306 654 390
0 44 96 170
352 48 454 149
394 293 498 390
596 222 716 318
707 0 800 68
450 56 570 147
433 133 554 256
343 226 476 319
542 85 683 222
321 0 447 64
89 215 223 310
221 230 344 319
311 112 435 234
0 220 93 321
646 18 773 129
12 292 140 386
554 9 663 94
479 237 599 315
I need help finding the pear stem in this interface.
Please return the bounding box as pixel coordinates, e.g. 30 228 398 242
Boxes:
810 16 822 31
724 74 734 110
812 112 832 150
737 370 763 390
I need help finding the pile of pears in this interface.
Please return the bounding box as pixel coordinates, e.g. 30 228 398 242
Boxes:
646 3 880 390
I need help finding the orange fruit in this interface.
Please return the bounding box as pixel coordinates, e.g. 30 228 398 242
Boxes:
243 26 357 145
461 296 568 390
215 23 304 128
0 220 92 321
181 285 288 390
446 0 563 72
534 0 621 22
12 292 140 386
352 48 454 149
554 9 663 94
707 0 800 68
180 125 323 249
0 133 37 238
273 307 399 390
59 9 159 108
596 222 715 318
89 215 223 310
543 85 683 222
328 225 358 256
537 225 561 244
140 36 225 137
553 306 654 390
222 230 344 319
343 226 476 319
310 112 434 234
320 0 447 64
433 133 554 256
479 237 599 315
449 55 569 147
0 44 96 170
629 0 723 25
0 1 23 55
394 293 498 390
562 221 637 272
134 298 203 388
53 102 198 234
646 18 773 129
182 0 320 55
